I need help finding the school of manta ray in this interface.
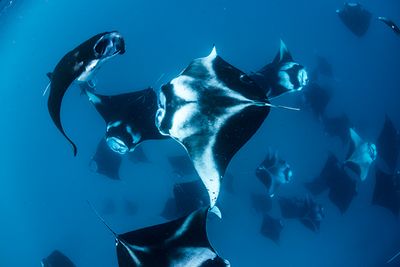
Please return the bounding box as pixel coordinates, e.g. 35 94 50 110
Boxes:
41 3 400 267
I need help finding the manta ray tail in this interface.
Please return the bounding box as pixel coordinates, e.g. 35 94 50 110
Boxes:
261 102 300 111
87 200 118 238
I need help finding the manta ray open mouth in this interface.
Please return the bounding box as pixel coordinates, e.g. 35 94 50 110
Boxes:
94 33 125 58
106 137 129 154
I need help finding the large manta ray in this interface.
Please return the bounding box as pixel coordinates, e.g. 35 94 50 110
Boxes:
46 31 125 156
85 87 168 154
336 3 372 37
156 47 271 207
98 206 229 267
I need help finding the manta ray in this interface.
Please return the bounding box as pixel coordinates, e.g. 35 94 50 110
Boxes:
156 47 273 207
93 205 229 267
256 150 293 197
85 87 168 154
249 40 309 99
345 128 377 181
41 250 76 267
336 3 372 37
378 17 400 36
278 195 325 232
305 153 358 214
46 31 125 155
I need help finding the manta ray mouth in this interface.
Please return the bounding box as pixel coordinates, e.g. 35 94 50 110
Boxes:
297 68 309 88
94 32 125 58
368 143 377 161
106 137 129 154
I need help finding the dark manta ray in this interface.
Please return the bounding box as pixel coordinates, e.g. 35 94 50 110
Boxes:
90 138 122 180
85 87 168 154
97 206 229 267
46 31 125 156
256 150 293 197
260 213 284 244
156 47 272 207
161 179 210 220
279 196 325 232
302 82 332 119
250 40 309 99
345 128 377 181
41 250 76 267
305 153 358 213
376 115 400 172
372 168 400 217
378 17 400 36
336 3 372 37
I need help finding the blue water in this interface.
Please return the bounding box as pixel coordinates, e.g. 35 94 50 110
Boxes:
0 0 399 266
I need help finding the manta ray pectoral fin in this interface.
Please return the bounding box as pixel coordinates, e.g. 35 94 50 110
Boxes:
272 40 294 65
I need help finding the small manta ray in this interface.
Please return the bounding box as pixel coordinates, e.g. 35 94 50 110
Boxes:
378 17 400 36
305 153 357 214
372 168 400 217
260 213 284 244
321 113 352 144
90 138 122 180
156 46 274 207
41 250 76 267
256 150 293 197
251 193 273 214
345 128 377 181
278 196 325 232
85 87 168 154
336 3 372 37
249 40 309 99
95 206 230 267
168 155 197 177
376 115 400 172
302 82 332 119
46 31 125 156
161 179 210 220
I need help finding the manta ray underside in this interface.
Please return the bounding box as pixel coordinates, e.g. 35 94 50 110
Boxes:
156 47 271 206
99 207 229 267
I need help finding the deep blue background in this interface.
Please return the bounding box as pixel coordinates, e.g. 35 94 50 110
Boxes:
0 0 399 266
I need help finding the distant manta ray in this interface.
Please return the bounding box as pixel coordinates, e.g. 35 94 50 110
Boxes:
156 47 277 207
